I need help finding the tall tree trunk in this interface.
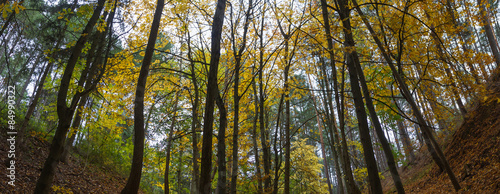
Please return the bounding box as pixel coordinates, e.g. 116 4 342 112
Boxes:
199 0 227 192
307 73 333 194
354 0 461 190
257 3 272 190
318 58 345 194
60 14 113 162
283 37 291 194
272 94 284 194
478 0 500 70
318 0 359 192
60 96 88 163
339 63 361 194
18 0 79 153
34 0 106 192
216 92 228 194
252 71 263 193
348 4 405 190
396 118 415 163
336 0 383 193
122 0 164 192
229 1 253 191
186 29 200 194
164 94 180 194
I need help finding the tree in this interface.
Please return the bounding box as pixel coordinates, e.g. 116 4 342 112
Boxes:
34 0 107 192
199 0 227 192
334 0 383 192
121 0 165 192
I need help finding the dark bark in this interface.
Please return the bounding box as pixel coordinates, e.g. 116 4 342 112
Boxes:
477 0 500 79
216 92 227 194
186 29 200 194
34 0 106 192
284 38 291 194
229 1 252 192
349 3 405 193
59 21 105 163
257 3 271 190
165 94 180 194
252 71 263 193
122 0 165 192
60 96 88 163
353 0 461 190
335 0 383 193
272 94 284 194
199 0 227 192
18 0 79 153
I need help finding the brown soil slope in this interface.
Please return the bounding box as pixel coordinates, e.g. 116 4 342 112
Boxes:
0 129 129 193
403 83 500 193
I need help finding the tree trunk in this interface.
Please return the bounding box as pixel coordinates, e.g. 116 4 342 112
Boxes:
216 92 227 194
478 0 500 70
229 1 253 191
186 31 200 194
307 73 333 194
348 5 405 190
252 71 263 193
17 0 79 152
122 0 165 192
165 94 180 194
258 4 272 190
199 0 227 192
336 0 383 193
354 0 461 190
272 94 284 194
34 0 106 192
283 37 291 194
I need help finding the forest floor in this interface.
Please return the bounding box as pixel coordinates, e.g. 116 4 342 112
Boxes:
0 126 132 193
382 80 500 193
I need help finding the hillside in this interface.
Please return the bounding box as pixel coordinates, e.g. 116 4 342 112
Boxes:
383 81 500 193
0 128 130 193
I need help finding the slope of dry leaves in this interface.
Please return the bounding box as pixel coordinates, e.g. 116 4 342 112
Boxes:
0 128 133 193
384 81 500 193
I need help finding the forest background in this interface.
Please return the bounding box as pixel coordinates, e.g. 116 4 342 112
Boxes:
1 0 500 193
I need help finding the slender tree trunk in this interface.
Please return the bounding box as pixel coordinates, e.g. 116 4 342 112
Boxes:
339 63 361 194
283 38 291 194
229 1 253 191
186 30 200 194
478 0 500 70
60 19 109 163
199 0 227 192
272 94 284 194
216 92 227 194
336 1 383 193
258 4 271 190
318 58 345 194
396 119 415 163
347 8 405 190
252 72 263 193
165 94 180 194
354 0 461 189
122 0 165 191
60 96 88 163
307 73 333 194
34 0 106 192
17 0 79 152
